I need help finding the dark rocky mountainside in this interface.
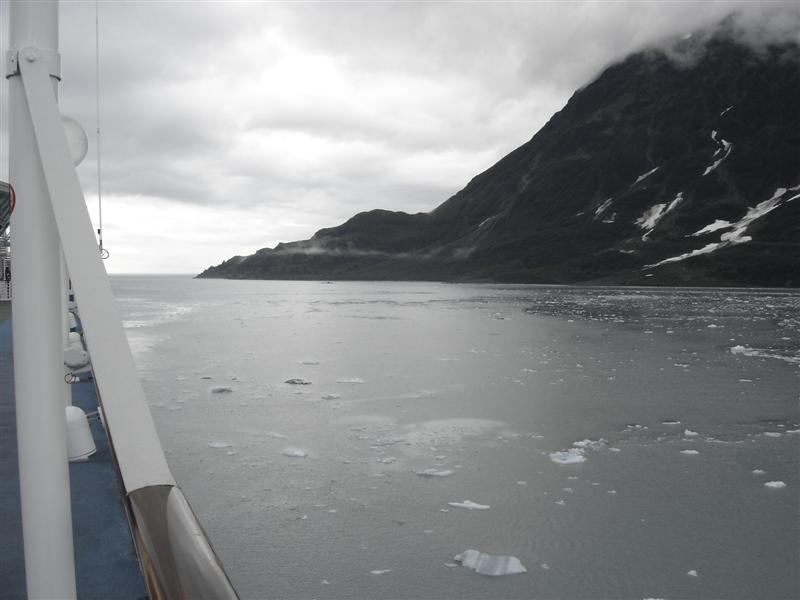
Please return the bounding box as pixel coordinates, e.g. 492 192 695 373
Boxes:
199 24 800 287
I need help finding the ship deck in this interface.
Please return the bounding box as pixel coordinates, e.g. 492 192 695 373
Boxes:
0 302 147 599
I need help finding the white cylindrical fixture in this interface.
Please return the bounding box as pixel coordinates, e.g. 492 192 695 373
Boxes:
65 406 97 461
9 1 78 598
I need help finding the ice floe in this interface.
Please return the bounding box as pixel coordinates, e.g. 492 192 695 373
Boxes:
572 438 606 450
549 448 586 464
336 377 365 384
684 429 698 437
752 469 765 475
680 449 700 455
281 447 309 458
209 386 234 394
662 420 682 425
208 441 232 449
321 393 341 400
370 569 391 575
454 549 527 576
687 569 699 577
764 481 786 489
448 500 490 510
763 432 781 438
417 468 455 478
285 378 311 385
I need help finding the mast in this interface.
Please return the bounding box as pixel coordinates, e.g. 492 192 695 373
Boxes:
7 1 77 597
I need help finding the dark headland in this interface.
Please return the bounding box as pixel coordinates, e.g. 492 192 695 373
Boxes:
198 20 800 287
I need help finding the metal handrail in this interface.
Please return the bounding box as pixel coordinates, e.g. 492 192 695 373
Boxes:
12 12 239 598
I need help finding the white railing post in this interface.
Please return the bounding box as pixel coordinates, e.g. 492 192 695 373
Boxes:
7 0 77 597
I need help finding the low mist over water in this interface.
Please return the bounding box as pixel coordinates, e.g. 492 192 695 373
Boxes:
112 277 799 599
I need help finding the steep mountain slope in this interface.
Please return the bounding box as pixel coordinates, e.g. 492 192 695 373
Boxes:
199 25 800 287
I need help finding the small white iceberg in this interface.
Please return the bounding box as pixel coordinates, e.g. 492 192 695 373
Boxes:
370 569 391 575
336 377 365 384
454 549 527 576
549 448 586 464
680 449 700 455
448 500 490 510
282 447 309 458
285 378 312 385
207 441 232 449
572 438 606 450
764 481 786 489
683 429 698 437
417 468 455 478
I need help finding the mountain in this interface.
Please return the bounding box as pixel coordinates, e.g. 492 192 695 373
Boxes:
198 23 800 287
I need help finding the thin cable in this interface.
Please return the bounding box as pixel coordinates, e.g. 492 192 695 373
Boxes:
95 1 108 259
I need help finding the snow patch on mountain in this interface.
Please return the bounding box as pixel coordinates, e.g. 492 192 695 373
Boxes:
633 167 660 185
636 192 683 239
702 130 733 176
594 198 613 219
647 187 791 268
691 219 732 236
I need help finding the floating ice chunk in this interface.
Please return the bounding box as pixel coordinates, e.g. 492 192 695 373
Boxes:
265 431 288 439
752 469 765 475
454 549 527 576
687 570 699 577
684 429 698 437
321 393 341 400
337 377 365 384
680 449 700 455
540 563 550 570
208 441 232 449
209 386 233 394
516 481 528 486
300 360 320 365
763 432 781 438
549 448 586 464
573 438 606 450
370 569 391 575
555 499 566 506
448 500 490 510
282 447 308 458
662 420 682 425
285 378 311 385
787 429 800 434
417 469 455 478
320 580 330 585
375 457 397 464
764 481 786 489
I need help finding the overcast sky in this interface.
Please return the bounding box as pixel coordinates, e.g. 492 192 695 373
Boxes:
1 1 797 273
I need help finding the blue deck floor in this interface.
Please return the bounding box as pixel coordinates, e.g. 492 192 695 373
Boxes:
0 310 147 599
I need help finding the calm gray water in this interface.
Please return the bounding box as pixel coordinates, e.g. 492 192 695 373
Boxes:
111 277 799 600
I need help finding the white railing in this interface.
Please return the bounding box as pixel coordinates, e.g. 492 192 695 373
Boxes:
8 2 238 597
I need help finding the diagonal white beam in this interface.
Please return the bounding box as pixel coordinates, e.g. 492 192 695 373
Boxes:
18 45 174 492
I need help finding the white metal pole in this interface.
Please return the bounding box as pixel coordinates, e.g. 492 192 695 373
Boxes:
8 0 78 597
